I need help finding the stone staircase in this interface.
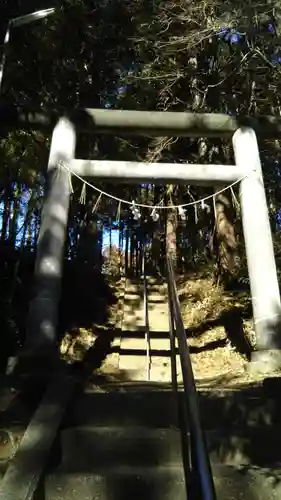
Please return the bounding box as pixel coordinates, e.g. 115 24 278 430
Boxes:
2 278 281 499
38 276 281 499
117 277 181 382
37 381 281 499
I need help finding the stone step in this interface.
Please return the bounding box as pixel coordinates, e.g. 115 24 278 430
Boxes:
42 464 281 500
59 424 281 471
119 277 170 381
65 386 280 430
65 389 178 428
117 341 172 356
60 426 182 470
43 466 186 500
118 337 147 352
121 318 145 330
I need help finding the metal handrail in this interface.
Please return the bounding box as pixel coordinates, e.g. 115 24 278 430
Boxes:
166 253 217 500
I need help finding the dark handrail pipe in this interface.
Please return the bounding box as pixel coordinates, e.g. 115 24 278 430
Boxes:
166 254 216 500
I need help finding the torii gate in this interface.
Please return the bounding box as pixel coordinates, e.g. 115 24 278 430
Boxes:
1 105 277 375
2 0 281 376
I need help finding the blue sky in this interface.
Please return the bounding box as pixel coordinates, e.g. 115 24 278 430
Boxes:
103 227 120 250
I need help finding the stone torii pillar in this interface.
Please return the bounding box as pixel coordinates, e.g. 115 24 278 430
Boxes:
233 127 281 372
21 117 76 369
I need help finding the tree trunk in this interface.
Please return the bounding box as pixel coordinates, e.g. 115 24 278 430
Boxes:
26 220 33 250
9 193 20 249
186 205 198 266
1 188 11 243
118 226 122 276
98 221 103 268
213 190 240 286
166 185 177 266
109 227 112 259
136 237 140 276
77 215 99 268
125 227 129 275
130 230 134 273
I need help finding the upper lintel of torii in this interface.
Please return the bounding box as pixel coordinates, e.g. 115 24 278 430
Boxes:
0 103 281 138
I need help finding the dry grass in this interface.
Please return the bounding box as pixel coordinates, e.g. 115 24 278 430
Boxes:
178 273 249 328
177 272 258 387
60 327 96 364
179 277 223 327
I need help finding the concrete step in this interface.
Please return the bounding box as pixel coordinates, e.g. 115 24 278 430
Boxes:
42 464 281 500
65 385 281 430
60 426 182 471
43 466 186 500
60 424 281 471
65 389 178 428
